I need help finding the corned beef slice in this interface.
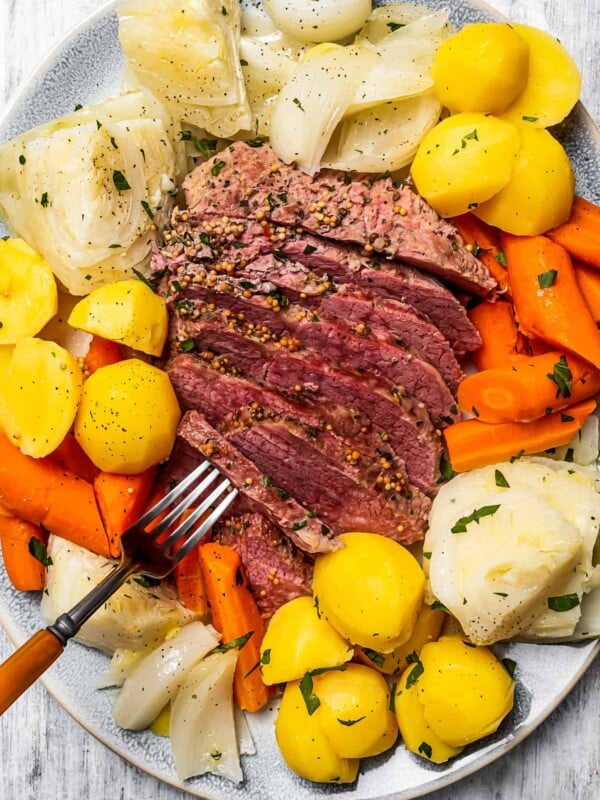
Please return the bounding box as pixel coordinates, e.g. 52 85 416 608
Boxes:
171 320 442 494
183 141 496 296
178 411 338 554
158 214 481 355
176 281 458 422
215 513 313 616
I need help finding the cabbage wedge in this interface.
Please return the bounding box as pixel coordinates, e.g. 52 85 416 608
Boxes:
41 536 197 653
0 90 181 295
118 0 251 137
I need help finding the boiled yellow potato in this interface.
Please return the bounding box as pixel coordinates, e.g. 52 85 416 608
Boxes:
394 663 464 764
312 532 425 652
260 596 353 685
500 23 581 128
0 238 57 345
431 23 529 113
419 636 514 747
1 338 83 457
356 604 446 675
474 127 574 234
275 680 359 784
0 345 18 443
74 358 181 473
313 664 398 759
69 279 168 357
410 113 520 217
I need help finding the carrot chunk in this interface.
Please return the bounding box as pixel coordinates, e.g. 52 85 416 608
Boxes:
93 468 157 558
548 196 600 270
0 516 48 591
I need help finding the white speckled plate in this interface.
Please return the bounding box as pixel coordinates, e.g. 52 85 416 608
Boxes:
0 1 599 798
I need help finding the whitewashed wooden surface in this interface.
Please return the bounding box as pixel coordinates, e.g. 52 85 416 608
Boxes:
0 1 599 799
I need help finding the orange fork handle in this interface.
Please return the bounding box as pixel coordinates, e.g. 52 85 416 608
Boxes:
0 629 64 714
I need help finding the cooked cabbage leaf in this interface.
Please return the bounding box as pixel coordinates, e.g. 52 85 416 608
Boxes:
41 536 197 653
118 0 251 136
0 90 181 295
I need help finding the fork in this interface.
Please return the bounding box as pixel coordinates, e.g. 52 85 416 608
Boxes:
0 462 238 714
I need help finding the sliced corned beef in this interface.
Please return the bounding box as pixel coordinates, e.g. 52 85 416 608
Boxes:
178 411 339 554
214 513 312 616
157 213 481 355
182 141 496 296
175 281 458 423
172 318 442 493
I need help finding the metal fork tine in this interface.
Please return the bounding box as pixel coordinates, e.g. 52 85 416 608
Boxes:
174 486 239 561
161 476 234 551
150 468 221 538
136 461 210 529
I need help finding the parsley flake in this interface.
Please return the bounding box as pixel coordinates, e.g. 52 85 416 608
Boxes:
451 504 501 533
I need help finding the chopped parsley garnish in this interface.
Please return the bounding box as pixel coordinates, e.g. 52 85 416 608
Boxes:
40 192 49 208
180 131 218 158
362 648 385 667
561 413 575 422
437 456 456 483
538 269 558 289
268 289 288 307
405 658 424 689
231 241 247 248
495 251 508 267
422 551 432 560
303 244 317 255
451 504 501 533
461 129 479 148
261 649 271 665
292 519 307 531
293 97 305 112
262 475 272 487
179 339 196 352
547 593 580 612
494 592 508 598
28 538 52 568
387 22 405 31
314 596 321 619
495 469 510 488
522 115 539 122
299 672 320 715
245 139 264 148
141 200 154 220
132 267 157 292
502 658 517 678
510 449 525 463
430 600 448 612
547 355 572 399
133 575 161 588
337 716 366 727
240 59 249 66
239 280 255 290
211 159 226 177
418 741 433 759
113 170 131 192
214 631 254 652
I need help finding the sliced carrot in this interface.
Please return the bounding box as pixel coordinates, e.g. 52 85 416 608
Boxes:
575 261 600 323
457 350 600 423
445 399 596 473
93 468 157 558
175 545 209 616
48 432 100 483
84 336 123 376
547 196 600 270
0 433 109 557
503 233 600 369
199 542 273 712
468 301 520 370
452 213 509 293
0 516 48 591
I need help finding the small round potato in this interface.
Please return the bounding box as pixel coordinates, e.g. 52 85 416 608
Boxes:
260 596 353 685
312 532 425 652
74 358 180 473
411 113 521 217
474 127 574 234
431 23 529 114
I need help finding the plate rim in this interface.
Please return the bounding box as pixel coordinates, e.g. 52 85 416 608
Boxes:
0 1 599 799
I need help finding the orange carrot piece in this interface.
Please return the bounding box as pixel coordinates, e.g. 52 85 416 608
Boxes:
0 516 47 591
457 350 600 423
547 196 600 270
445 399 596 472
502 233 600 369
452 213 509 293
199 542 273 712
84 336 123 376
48 432 100 483
468 301 520 370
575 261 600 323
0 433 109 557
175 546 210 616
93 468 157 558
